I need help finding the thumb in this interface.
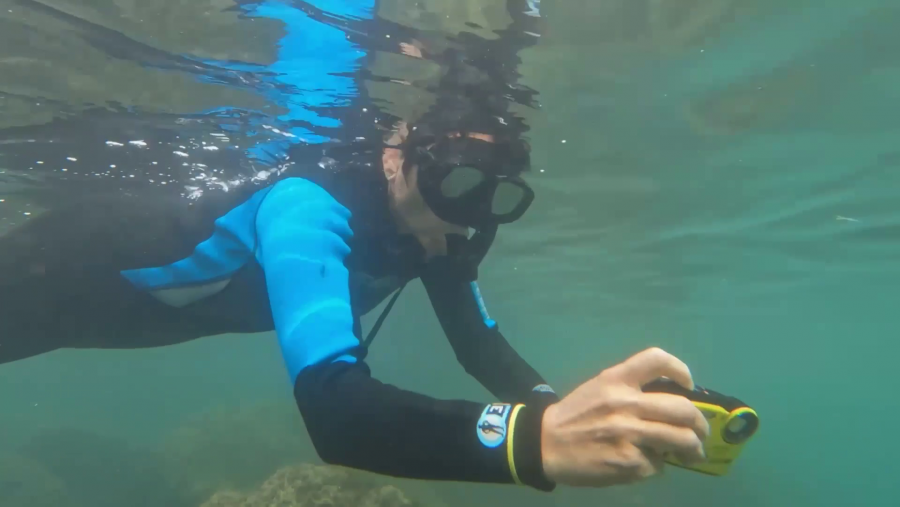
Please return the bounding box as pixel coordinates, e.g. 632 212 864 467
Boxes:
609 347 694 391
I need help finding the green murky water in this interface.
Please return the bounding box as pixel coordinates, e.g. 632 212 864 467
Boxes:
1 1 898 506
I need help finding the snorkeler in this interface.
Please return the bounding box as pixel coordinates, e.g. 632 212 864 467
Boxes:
0 0 708 494
0 108 709 491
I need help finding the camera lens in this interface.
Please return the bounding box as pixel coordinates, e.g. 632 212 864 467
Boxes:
722 410 759 445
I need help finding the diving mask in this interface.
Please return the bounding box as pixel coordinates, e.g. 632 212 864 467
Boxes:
409 136 534 229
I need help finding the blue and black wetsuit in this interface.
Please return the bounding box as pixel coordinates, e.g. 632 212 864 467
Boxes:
0 163 558 490
0 0 558 491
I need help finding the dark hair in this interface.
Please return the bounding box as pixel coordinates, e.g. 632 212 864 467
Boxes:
400 101 532 178
393 41 534 175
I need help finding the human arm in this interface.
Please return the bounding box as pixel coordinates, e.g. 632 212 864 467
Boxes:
256 177 710 491
255 177 555 490
418 246 714 486
420 256 559 407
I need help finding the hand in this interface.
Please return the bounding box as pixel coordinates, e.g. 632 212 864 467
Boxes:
400 42 423 59
540 347 710 487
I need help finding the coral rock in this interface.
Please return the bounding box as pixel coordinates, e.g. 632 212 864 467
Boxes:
200 464 419 507
361 485 414 507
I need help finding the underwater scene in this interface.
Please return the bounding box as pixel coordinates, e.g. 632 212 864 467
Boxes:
1 1 899 506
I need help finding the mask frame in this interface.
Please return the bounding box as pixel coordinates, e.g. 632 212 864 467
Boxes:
408 136 534 229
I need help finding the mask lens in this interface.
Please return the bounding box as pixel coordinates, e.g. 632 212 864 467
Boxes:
440 166 485 198
492 181 526 216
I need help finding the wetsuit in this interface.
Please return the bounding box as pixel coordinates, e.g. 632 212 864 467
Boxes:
0 161 558 490
0 0 557 491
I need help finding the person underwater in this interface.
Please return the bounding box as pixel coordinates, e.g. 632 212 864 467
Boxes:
0 111 710 492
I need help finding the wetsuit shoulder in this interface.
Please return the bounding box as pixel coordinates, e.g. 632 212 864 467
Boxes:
255 177 360 382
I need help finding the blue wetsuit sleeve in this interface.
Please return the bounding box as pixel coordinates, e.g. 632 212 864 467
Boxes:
255 178 554 491
255 178 359 383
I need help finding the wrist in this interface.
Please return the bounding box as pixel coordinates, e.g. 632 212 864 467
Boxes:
509 403 557 492
539 402 561 484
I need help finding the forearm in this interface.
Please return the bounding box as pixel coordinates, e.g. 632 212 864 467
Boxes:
421 260 556 402
294 359 555 491
462 326 557 403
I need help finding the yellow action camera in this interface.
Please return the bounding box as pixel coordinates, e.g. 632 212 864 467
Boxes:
642 378 759 476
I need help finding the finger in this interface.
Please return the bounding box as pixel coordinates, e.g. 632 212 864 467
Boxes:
636 392 710 441
609 347 694 391
643 447 667 477
623 445 666 483
630 419 706 465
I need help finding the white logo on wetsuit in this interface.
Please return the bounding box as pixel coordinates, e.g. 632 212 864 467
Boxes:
477 403 511 448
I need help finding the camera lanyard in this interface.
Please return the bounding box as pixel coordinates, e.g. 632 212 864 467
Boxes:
356 226 495 356
360 282 407 352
